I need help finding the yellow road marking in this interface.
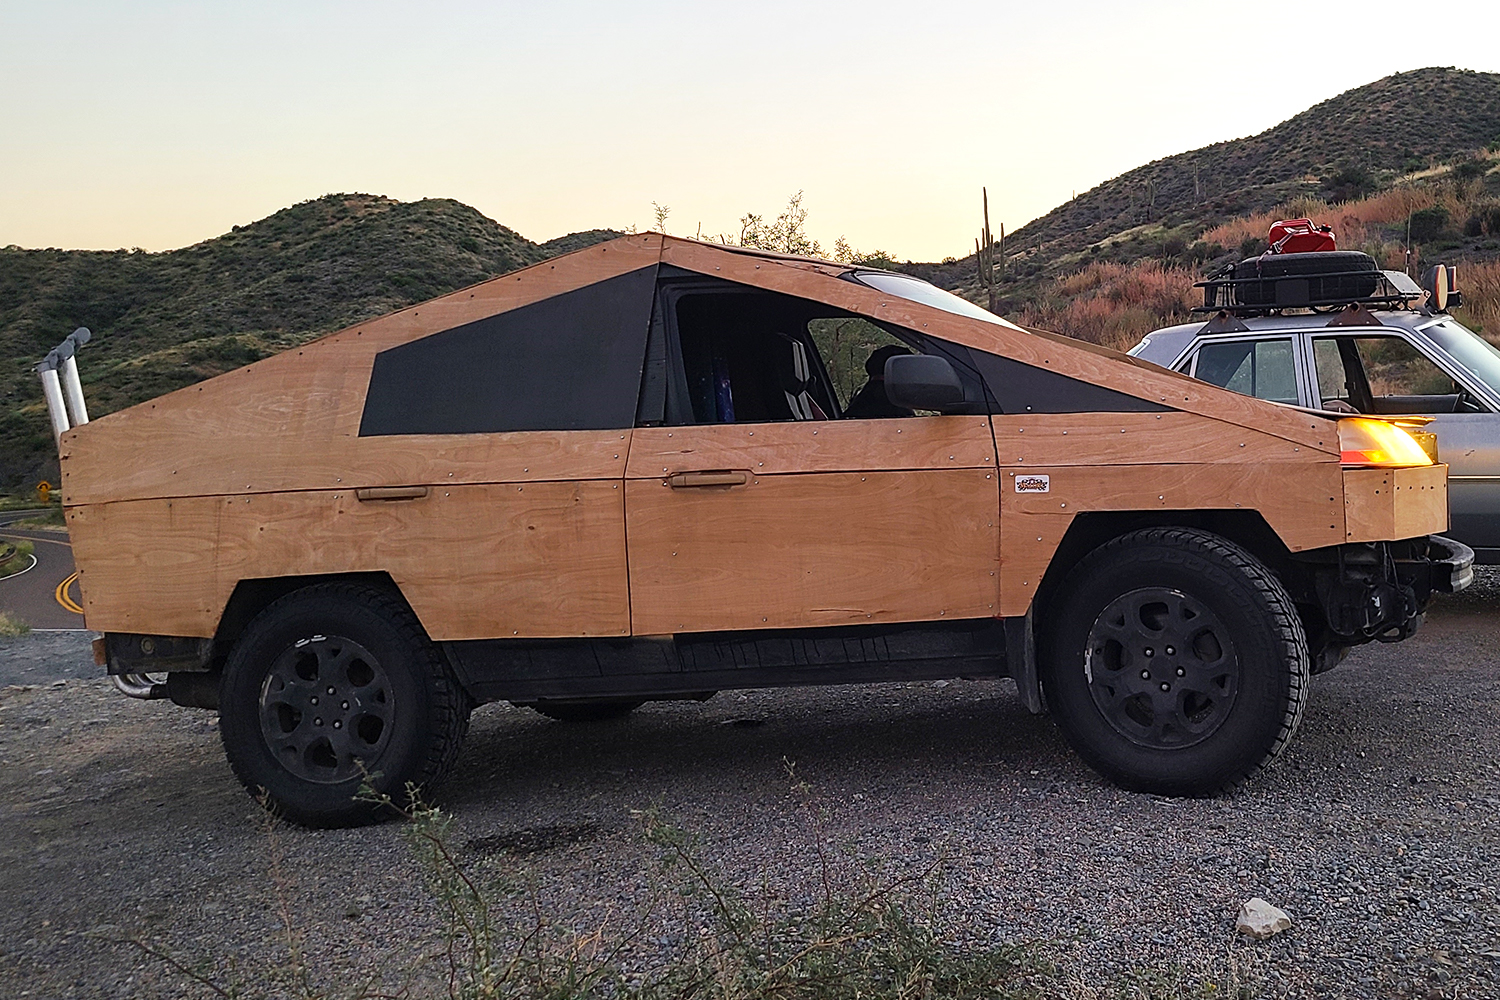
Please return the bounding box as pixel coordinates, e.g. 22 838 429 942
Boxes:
55 570 84 615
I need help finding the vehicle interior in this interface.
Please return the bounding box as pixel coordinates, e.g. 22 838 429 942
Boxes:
646 278 936 426
1312 335 1489 415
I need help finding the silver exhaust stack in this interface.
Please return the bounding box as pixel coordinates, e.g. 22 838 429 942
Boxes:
110 674 164 699
35 327 92 446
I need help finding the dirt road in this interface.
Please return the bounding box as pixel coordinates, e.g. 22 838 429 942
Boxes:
1 580 1498 999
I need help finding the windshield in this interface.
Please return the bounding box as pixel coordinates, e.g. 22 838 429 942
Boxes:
851 271 1027 332
1424 319 1500 396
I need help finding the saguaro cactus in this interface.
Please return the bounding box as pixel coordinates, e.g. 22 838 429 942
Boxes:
976 188 1001 314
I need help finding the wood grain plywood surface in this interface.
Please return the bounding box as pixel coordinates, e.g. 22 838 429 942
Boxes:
992 412 1336 467
625 470 1000 635
625 416 995 478
62 237 663 506
67 497 227 636
1343 464 1449 542
65 428 632 506
68 481 631 639
996 461 1347 616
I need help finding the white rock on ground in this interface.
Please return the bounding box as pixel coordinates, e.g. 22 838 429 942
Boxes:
1237 897 1293 940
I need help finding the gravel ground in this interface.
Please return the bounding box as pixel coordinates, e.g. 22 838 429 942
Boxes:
3 575 1499 999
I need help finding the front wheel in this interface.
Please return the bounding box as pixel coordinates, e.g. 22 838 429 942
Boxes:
219 583 470 827
1041 527 1310 796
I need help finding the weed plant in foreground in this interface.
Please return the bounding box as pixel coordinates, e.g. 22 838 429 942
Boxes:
112 777 1257 1000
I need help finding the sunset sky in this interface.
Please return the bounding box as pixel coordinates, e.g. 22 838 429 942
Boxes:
3 0 1499 261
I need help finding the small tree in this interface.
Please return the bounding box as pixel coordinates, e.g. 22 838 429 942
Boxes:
740 191 821 256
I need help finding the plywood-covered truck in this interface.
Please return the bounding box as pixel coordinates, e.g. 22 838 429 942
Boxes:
41 235 1472 826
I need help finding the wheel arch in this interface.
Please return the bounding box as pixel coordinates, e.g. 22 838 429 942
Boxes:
1033 509 1294 628
213 572 409 652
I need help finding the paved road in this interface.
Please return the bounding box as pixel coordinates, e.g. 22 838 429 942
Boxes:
0 509 85 631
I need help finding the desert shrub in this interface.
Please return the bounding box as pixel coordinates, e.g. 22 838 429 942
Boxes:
1409 205 1452 243
1323 164 1376 202
1014 261 1198 351
1453 159 1488 182
1465 214 1485 237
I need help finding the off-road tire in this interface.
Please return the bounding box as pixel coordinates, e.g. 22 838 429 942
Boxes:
528 699 644 722
1041 527 1310 796
219 582 470 828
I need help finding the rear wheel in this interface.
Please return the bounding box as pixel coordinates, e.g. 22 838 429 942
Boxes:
1041 527 1309 795
219 583 470 827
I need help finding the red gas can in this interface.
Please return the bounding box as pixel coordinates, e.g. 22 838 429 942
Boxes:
1268 218 1336 253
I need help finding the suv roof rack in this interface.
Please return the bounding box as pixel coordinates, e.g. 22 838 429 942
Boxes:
1193 266 1426 316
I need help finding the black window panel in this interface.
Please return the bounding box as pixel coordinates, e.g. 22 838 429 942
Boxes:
359 266 657 436
967 351 1169 414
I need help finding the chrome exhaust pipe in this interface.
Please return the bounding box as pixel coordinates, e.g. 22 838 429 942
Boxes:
110 673 165 699
35 327 92 449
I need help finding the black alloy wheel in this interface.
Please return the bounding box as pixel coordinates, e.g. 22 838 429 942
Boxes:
1042 527 1309 796
220 582 470 827
258 634 395 784
1083 587 1239 750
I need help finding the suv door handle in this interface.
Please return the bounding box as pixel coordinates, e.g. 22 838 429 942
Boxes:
356 486 430 501
666 471 748 488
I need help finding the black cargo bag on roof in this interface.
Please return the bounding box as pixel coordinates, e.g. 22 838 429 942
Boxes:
1232 250 1379 307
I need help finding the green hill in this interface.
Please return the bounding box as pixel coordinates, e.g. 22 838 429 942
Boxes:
0 195 618 488
911 67 1500 347
1012 67 1500 255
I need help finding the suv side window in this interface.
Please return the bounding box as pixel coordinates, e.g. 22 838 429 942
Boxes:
1313 335 1469 414
1193 339 1299 405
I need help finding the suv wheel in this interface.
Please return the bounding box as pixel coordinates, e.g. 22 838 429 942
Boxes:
1042 527 1309 795
219 582 470 827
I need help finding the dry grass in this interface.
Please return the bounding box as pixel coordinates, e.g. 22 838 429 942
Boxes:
1452 260 1500 336
1014 261 1199 351
1201 189 1445 251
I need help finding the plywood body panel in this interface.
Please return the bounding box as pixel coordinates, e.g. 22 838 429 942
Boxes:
62 237 663 506
1343 465 1449 542
992 412 1333 467
69 481 630 639
995 461 1348 616
625 471 1001 634
624 416 996 477
624 418 1000 634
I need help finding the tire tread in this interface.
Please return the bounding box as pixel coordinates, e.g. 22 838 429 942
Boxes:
1045 526 1310 795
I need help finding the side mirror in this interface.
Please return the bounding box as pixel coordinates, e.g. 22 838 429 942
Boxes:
884 354 965 411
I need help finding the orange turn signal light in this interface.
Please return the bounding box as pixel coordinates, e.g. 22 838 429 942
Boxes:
1337 417 1434 468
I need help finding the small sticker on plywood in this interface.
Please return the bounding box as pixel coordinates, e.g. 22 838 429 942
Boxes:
1014 474 1050 494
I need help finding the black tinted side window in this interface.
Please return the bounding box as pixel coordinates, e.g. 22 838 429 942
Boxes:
359 267 657 435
